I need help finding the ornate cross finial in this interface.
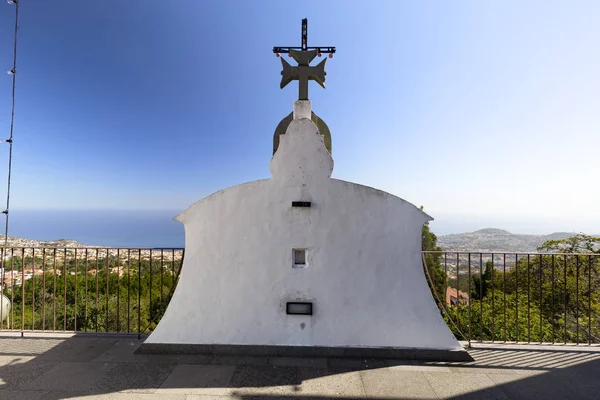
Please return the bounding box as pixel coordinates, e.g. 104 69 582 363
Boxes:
273 19 336 100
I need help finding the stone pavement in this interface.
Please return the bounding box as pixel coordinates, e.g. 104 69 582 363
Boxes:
0 334 599 399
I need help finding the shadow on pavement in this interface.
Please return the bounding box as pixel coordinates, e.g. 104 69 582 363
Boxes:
0 334 598 399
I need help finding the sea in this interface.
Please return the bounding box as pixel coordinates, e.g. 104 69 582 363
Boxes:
5 210 185 248
4 209 596 248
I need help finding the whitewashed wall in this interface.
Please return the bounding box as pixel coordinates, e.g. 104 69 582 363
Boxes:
146 101 461 351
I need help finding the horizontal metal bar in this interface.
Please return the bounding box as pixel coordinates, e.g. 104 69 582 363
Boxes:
273 46 336 53
0 246 183 250
6 248 591 255
422 251 596 256
0 247 596 346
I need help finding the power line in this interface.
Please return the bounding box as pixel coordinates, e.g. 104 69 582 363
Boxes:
1 0 20 318
3 0 19 243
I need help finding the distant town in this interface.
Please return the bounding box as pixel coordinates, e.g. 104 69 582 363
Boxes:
0 234 183 288
437 228 577 253
0 228 593 287
0 228 582 252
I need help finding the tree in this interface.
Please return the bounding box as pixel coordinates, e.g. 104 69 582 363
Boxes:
421 207 446 302
538 233 600 254
2 255 181 333
446 233 600 343
471 260 494 301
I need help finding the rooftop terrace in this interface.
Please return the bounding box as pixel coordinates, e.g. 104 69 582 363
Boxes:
0 334 599 399
0 247 598 398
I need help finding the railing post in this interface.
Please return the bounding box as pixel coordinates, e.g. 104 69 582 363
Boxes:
515 254 518 343
0 246 4 331
138 249 141 340
95 249 99 333
10 248 15 330
105 249 109 332
527 254 531 343
160 249 164 306
564 255 567 344
576 255 579 344
539 254 543 343
31 248 35 331
551 254 555 344
84 249 88 333
589 255 592 346
503 254 506 343
63 248 67 332
149 249 153 332
127 249 131 334
42 248 46 331
74 248 78 332
116 249 120 333
20 248 24 336
479 253 483 341
52 249 57 332
491 253 495 342
468 253 471 346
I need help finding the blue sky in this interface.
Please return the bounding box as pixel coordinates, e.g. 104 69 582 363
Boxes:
0 1 598 234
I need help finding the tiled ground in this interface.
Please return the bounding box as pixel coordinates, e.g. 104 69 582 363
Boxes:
0 334 599 399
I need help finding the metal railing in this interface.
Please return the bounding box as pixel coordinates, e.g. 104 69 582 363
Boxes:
1 247 598 347
423 251 600 345
0 247 183 337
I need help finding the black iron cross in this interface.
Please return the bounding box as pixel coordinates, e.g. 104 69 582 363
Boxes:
273 19 336 100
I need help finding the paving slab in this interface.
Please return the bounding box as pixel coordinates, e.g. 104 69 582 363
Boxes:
0 389 48 400
0 338 64 357
506 368 547 375
385 359 429 367
108 394 188 400
91 362 175 394
0 354 36 366
562 373 600 400
35 338 119 362
0 357 58 390
424 372 510 399
360 369 438 399
157 364 235 395
3 337 600 400
41 393 186 400
206 355 270 367
487 372 581 400
387 363 452 373
449 366 519 374
226 366 300 396
41 391 114 400
26 361 116 392
297 367 365 397
327 357 388 370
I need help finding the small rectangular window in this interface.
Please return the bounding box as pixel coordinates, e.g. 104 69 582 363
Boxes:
293 249 306 267
292 201 311 207
286 302 313 315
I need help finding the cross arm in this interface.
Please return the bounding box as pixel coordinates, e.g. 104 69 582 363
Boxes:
273 46 336 54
